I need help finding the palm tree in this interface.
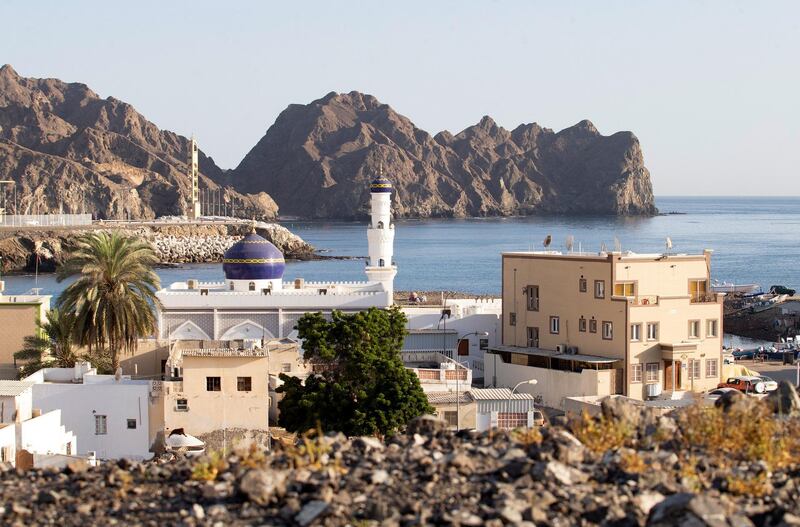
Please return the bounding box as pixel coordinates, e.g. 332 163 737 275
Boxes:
57 231 162 371
14 308 79 378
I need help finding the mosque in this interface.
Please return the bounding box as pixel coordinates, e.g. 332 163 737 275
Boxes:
156 172 399 343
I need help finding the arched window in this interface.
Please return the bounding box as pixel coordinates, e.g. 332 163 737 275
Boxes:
377 221 384 229
379 258 385 267
248 282 255 291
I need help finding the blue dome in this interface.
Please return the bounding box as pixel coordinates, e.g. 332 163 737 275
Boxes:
223 233 285 281
370 175 392 193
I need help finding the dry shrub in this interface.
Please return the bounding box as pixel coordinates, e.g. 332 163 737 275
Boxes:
569 410 633 454
677 401 796 470
619 450 646 474
727 472 770 497
191 451 228 481
511 426 542 446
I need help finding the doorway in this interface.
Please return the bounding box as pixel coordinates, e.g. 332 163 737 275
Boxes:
664 360 681 390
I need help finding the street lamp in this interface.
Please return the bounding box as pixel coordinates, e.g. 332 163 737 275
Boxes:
453 331 489 431
507 379 538 429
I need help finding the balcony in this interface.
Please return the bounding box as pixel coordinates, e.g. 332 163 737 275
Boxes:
630 295 659 306
690 293 717 304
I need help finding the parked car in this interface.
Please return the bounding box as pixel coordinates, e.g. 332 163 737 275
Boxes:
704 387 740 404
722 352 735 365
717 376 766 394
756 376 778 392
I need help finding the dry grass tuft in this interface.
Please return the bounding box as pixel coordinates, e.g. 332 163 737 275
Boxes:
191 451 228 482
569 410 633 454
727 472 771 497
511 426 542 446
619 450 646 474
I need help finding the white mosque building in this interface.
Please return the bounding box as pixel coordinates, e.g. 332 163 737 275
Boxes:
156 172 399 343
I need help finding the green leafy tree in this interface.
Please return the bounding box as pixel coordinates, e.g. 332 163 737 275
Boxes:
14 308 79 378
56 231 162 371
277 307 433 436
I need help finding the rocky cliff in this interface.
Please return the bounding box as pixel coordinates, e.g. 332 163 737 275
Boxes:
228 91 657 218
0 65 277 220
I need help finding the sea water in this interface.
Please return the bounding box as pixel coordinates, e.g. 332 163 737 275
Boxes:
2 196 798 297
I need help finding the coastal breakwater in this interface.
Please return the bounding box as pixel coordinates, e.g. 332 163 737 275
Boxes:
0 222 315 274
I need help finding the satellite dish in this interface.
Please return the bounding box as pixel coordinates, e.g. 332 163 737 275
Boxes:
565 235 574 252
543 235 552 249
614 237 621 252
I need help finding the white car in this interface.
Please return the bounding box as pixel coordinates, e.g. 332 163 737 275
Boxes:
704 387 740 404
757 376 778 392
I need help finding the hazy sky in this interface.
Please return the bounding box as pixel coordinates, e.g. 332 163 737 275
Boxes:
3 1 798 195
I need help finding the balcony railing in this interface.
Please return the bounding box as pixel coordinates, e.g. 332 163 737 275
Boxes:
690 293 717 304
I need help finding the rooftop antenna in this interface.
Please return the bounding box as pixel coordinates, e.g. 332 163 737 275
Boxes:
614 236 621 252
600 241 608 253
565 235 574 253
543 234 552 250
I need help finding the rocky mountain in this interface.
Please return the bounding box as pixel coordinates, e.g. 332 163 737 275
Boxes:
229 91 657 218
0 65 277 220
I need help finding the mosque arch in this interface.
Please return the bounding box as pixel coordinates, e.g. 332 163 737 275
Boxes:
170 320 211 341
219 320 275 341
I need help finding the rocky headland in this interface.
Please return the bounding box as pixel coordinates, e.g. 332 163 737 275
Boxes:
0 222 314 274
1 384 799 526
227 91 658 219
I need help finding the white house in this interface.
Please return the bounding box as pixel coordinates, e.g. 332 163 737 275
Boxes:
0 380 77 468
27 363 157 461
470 388 539 431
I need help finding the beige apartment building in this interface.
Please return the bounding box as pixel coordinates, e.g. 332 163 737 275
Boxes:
486 249 723 406
0 292 51 379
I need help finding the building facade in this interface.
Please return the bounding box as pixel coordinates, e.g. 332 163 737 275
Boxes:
0 292 51 379
488 249 723 407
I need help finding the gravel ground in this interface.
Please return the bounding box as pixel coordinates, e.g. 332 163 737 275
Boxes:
1 390 799 526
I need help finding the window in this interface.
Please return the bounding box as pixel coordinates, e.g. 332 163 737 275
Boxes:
65 443 71 456
689 359 701 379
479 338 489 350
589 318 598 333
602 321 613 340
688 320 700 338
127 419 137 429
646 363 659 383
549 316 560 335
689 279 708 302
707 319 718 337
646 322 658 341
497 412 528 430
579 277 587 292
527 327 539 347
206 376 221 391
379 258 385 267
95 415 107 435
377 221 384 229
443 411 458 428
509 312 517 326
578 317 587 332
630 323 642 342
248 281 255 291
237 376 252 392
614 282 635 297
594 280 605 299
706 358 718 378
281 363 292 373
176 399 189 411
526 285 539 311
631 363 643 383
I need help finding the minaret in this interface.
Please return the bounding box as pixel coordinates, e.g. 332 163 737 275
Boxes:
189 136 201 219
365 165 397 302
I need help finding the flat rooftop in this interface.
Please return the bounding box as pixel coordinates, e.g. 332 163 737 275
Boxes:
502 250 711 261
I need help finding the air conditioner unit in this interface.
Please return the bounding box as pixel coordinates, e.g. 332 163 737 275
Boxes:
555 344 566 354
646 383 663 399
567 346 579 355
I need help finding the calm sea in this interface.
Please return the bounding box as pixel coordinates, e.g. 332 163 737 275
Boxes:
2 197 798 299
